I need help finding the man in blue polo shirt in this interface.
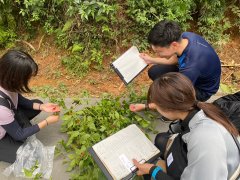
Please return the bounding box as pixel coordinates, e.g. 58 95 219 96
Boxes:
140 20 221 102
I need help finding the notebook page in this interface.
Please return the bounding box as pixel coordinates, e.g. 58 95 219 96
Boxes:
112 46 147 83
92 124 160 180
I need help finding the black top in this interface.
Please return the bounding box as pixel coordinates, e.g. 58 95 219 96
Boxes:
0 91 40 141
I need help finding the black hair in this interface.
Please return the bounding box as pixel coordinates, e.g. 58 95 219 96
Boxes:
148 20 182 47
0 50 38 93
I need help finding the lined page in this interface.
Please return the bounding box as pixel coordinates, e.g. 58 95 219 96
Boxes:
92 124 160 180
112 46 147 83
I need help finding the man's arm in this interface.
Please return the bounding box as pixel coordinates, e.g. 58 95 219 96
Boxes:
140 53 178 65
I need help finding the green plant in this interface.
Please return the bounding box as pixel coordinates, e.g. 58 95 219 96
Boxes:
23 160 43 180
126 0 194 49
230 4 240 32
58 90 156 179
16 0 64 35
32 83 68 108
196 0 232 46
0 0 17 48
220 83 238 94
1 0 240 78
55 0 119 76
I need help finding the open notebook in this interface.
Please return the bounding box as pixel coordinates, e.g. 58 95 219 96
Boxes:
89 124 160 180
111 46 148 85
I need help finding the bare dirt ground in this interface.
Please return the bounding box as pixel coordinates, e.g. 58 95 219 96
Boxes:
2 35 240 97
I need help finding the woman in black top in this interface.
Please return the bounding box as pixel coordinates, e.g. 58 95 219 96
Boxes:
0 50 60 163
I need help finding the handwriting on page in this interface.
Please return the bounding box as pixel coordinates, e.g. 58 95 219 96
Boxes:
93 124 160 179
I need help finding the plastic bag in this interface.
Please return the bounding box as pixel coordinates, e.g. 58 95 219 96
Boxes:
3 135 55 179
213 91 240 131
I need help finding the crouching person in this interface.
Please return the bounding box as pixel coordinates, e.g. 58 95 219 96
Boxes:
133 72 240 180
0 50 60 163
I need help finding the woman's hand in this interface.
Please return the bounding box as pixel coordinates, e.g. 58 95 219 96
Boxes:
129 104 145 112
133 159 154 175
38 115 59 129
46 115 59 125
129 103 155 112
40 103 60 112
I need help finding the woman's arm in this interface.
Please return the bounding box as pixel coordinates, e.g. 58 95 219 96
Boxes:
2 120 40 141
18 94 60 112
18 94 39 109
2 115 59 141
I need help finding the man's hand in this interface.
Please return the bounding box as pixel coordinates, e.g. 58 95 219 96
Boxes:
139 53 155 64
140 53 178 65
133 159 154 175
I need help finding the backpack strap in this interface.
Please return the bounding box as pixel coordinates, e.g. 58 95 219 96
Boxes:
0 97 11 109
0 90 16 110
180 109 200 135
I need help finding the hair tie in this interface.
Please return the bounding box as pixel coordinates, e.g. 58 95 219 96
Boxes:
194 100 199 107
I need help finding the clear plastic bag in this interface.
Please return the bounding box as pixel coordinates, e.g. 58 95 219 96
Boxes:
3 135 55 179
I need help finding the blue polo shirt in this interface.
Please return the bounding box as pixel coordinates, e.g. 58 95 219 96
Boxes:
178 32 221 95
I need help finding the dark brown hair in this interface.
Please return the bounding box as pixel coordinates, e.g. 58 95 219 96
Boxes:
148 72 239 136
0 50 38 93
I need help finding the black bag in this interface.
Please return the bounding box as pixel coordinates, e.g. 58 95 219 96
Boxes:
164 133 188 180
213 91 240 131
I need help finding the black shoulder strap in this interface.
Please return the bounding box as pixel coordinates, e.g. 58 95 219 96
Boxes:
231 134 240 179
232 135 240 151
0 97 11 109
180 109 200 135
0 90 15 110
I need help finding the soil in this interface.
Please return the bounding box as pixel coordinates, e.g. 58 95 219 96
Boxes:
2 35 240 97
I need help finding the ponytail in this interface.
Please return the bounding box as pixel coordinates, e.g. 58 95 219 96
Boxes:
196 102 239 136
148 72 239 137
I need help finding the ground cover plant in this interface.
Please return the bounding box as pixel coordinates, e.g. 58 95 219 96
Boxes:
56 91 157 179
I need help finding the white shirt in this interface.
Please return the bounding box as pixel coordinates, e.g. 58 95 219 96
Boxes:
181 110 239 180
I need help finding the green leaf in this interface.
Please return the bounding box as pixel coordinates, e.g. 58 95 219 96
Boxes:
23 168 33 177
88 122 96 131
66 131 80 146
115 111 120 119
220 83 233 94
62 19 74 32
72 44 84 53
99 126 106 132
139 120 150 128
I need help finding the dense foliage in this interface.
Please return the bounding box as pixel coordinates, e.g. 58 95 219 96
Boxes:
0 0 239 76
41 88 156 179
